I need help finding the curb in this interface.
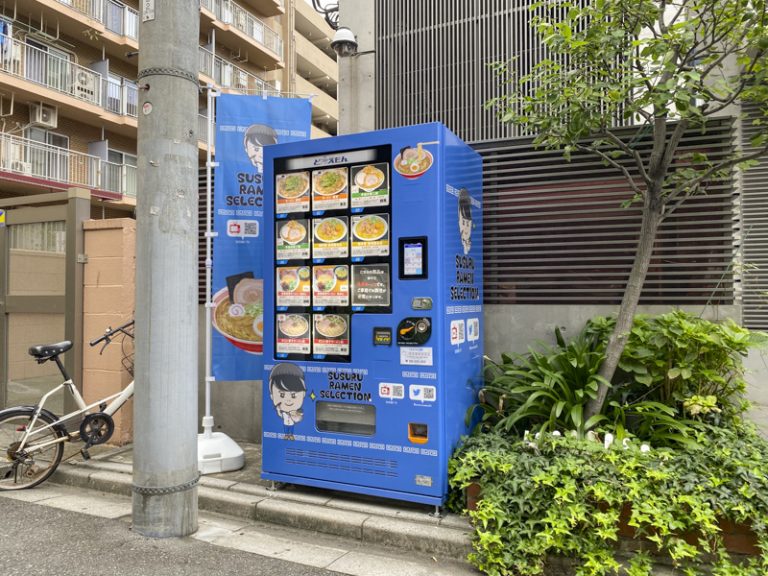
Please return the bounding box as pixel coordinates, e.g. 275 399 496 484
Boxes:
50 461 474 561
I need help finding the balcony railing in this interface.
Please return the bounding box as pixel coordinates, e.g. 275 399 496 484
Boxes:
0 133 137 197
0 34 103 106
199 46 275 94
102 160 137 197
54 0 139 40
200 0 283 57
198 114 216 145
103 76 139 117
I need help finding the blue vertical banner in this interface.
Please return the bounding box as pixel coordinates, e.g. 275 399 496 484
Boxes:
212 94 312 380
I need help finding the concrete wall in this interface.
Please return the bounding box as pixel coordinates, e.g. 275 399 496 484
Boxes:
8 250 65 295
82 218 136 445
7 313 65 382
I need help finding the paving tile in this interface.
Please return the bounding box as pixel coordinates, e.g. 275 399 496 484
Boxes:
37 490 132 519
327 550 480 576
208 526 349 569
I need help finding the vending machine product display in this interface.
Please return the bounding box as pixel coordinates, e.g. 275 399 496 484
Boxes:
262 123 482 505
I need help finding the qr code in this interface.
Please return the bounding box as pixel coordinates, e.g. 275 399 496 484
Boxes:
243 221 259 236
392 384 404 399
423 387 436 400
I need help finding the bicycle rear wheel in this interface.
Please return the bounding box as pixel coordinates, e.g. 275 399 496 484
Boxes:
0 409 65 490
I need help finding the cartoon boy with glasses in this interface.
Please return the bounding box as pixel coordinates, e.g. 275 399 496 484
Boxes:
268 363 306 440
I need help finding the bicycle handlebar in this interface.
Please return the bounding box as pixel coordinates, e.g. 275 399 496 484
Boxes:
89 319 135 347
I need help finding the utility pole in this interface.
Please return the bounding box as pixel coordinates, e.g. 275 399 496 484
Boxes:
133 0 200 537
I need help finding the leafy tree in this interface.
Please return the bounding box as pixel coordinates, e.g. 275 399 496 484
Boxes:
490 0 768 418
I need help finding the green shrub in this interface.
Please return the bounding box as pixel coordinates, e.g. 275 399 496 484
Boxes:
476 312 768 447
448 424 768 576
475 328 610 437
589 311 768 424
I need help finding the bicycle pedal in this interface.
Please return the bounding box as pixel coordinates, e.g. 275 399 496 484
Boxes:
80 448 91 461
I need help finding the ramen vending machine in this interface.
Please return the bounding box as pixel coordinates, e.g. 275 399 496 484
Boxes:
261 123 482 505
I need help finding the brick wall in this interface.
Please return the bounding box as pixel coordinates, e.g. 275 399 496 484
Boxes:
82 218 136 445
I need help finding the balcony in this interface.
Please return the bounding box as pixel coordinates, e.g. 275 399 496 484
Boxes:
0 133 136 199
53 0 139 40
103 77 139 117
0 34 103 107
198 46 277 94
199 0 283 66
198 114 216 147
239 0 284 18
102 160 137 197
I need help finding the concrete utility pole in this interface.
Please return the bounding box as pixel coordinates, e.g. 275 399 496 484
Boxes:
133 0 200 537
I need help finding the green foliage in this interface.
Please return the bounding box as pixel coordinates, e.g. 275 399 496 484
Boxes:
477 311 768 448
475 328 610 437
591 311 768 424
488 0 768 191
448 424 768 576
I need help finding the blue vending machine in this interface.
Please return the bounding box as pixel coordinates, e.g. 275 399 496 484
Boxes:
262 123 482 505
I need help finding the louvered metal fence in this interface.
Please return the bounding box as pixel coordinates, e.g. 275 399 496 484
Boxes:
741 103 768 330
475 119 739 305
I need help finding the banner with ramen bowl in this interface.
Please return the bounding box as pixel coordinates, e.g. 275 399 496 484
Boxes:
212 95 311 380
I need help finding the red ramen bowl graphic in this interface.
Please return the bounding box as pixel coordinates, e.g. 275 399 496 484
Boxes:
211 286 263 354
393 148 433 179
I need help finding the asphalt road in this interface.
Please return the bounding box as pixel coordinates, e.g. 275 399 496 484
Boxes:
0 498 343 576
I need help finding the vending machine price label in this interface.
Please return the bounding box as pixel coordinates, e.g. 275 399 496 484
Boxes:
350 163 390 208
275 171 310 214
351 214 390 257
312 168 349 211
313 314 350 356
276 266 311 307
313 265 350 306
276 219 310 260
313 217 349 259
276 313 311 354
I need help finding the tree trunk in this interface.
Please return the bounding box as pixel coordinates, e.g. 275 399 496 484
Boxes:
585 197 663 419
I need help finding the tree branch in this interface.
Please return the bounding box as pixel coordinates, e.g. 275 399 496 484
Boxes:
575 143 645 197
601 129 651 186
665 143 768 205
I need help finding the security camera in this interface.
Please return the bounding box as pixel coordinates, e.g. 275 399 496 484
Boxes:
331 26 358 57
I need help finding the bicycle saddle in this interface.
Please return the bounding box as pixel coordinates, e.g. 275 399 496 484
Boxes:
28 341 73 360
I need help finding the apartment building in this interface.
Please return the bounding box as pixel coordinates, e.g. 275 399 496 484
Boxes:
0 0 338 411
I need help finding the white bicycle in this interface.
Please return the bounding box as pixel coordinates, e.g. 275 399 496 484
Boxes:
0 319 134 490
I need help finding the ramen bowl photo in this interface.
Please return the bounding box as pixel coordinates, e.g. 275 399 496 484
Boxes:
279 220 307 245
278 269 300 292
212 285 263 354
314 267 337 293
354 165 385 191
314 218 347 244
394 147 433 179
276 172 310 199
313 168 347 196
279 314 309 338
353 215 388 242
315 314 348 339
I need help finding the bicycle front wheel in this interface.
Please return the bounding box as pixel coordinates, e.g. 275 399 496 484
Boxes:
0 409 65 490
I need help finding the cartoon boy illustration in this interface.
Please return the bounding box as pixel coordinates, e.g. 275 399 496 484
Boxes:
458 188 473 255
243 123 278 172
268 362 306 440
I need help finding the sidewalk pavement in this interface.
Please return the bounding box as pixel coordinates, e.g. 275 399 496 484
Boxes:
50 442 475 565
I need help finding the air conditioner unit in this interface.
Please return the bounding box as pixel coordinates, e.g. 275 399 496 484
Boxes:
74 70 96 101
11 161 32 174
30 103 58 129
